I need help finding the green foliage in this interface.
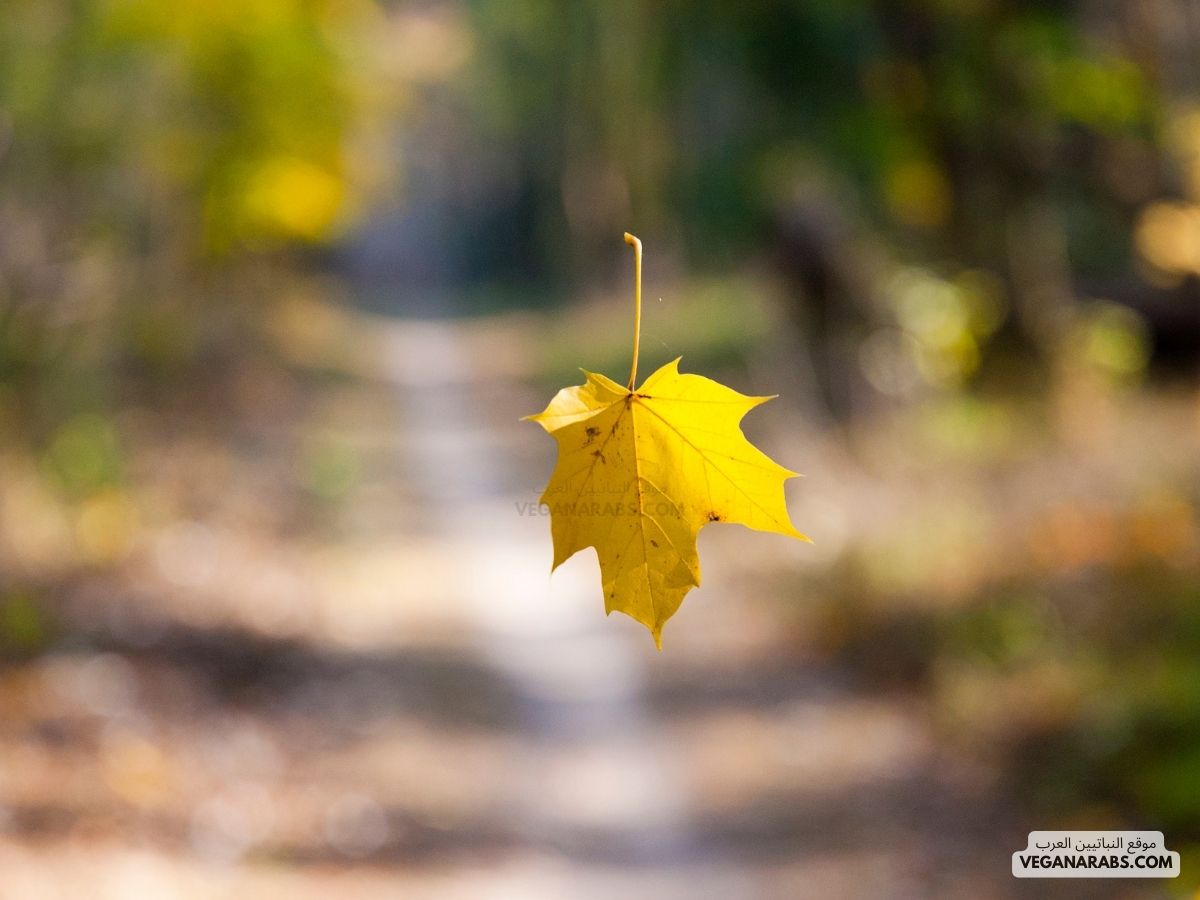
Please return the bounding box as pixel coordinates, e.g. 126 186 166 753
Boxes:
43 413 124 497
0 590 51 654
0 0 369 253
458 0 1157 277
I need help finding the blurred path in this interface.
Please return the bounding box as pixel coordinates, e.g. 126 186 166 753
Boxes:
382 323 698 895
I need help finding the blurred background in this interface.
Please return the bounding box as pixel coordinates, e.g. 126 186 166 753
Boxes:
1 0 1199 896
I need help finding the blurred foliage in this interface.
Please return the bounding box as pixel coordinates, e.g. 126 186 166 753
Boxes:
0 0 396 422
0 588 52 655
2 0 1188 422
444 0 1192 429
805 414 1200 880
456 0 1158 271
0 0 404 568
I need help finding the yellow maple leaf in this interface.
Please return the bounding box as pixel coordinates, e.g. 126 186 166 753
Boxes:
526 234 809 647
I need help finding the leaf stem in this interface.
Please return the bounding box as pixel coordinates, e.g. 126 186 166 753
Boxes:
624 231 642 391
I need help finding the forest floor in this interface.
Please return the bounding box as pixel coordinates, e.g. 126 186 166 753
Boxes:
0 309 1187 899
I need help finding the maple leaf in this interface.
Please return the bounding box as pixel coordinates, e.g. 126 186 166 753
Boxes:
526 234 808 647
